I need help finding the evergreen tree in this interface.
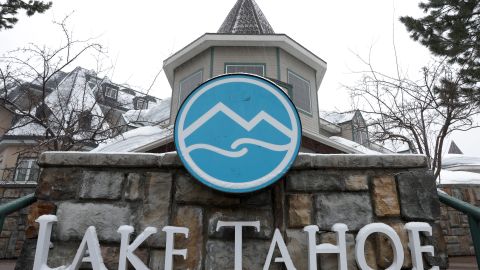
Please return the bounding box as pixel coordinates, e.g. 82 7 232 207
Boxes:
400 0 480 102
0 0 52 30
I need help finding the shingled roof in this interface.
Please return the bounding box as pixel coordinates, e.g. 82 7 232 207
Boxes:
218 0 275 34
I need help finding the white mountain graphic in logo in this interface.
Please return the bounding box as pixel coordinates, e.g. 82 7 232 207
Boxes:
182 102 294 158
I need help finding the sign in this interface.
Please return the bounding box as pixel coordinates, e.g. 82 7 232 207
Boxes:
32 215 440 270
174 74 302 193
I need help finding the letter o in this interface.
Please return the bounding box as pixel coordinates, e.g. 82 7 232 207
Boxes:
355 223 404 270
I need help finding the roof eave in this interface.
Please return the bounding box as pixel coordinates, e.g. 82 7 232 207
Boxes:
163 33 327 91
133 134 174 153
302 130 362 154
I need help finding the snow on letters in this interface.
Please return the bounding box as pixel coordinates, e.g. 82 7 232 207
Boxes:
32 215 439 270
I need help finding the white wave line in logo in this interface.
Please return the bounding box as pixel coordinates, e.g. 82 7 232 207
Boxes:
185 138 291 158
182 102 293 139
231 138 291 151
186 144 248 158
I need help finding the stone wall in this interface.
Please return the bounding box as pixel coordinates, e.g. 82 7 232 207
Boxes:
437 184 480 256
0 184 35 259
16 152 447 269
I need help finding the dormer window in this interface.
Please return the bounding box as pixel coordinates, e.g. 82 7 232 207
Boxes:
225 64 265 77
104 85 118 100
288 70 312 114
135 98 148 110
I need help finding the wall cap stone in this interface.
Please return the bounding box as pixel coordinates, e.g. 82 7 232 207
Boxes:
39 151 428 169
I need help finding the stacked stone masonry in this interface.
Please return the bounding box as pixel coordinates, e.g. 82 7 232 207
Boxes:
0 185 35 259
14 152 446 269
437 184 480 256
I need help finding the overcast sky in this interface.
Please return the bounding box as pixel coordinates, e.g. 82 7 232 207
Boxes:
1 0 479 155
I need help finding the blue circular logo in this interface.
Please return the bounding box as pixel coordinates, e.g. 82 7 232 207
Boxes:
174 74 301 193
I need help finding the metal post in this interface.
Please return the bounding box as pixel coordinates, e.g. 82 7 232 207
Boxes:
468 216 480 268
0 193 36 233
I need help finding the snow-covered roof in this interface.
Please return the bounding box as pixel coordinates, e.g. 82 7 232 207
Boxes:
443 154 480 168
91 125 173 153
318 111 356 125
329 136 381 155
437 170 480 185
46 67 106 123
123 97 171 126
5 121 46 136
6 67 108 137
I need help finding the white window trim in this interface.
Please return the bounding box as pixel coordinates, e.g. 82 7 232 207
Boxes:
136 98 148 110
225 64 265 76
105 86 118 99
179 70 203 104
14 158 37 183
287 70 312 114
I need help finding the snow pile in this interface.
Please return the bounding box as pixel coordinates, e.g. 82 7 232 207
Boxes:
91 125 173 153
437 170 480 185
123 97 171 126
329 136 381 154
443 154 480 167
318 111 355 124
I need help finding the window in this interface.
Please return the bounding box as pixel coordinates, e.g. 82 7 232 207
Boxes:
179 70 203 103
135 98 148 110
225 64 265 76
104 85 118 99
288 70 312 114
78 112 93 130
14 158 39 183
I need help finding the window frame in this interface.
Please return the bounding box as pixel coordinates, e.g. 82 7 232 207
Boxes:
224 63 266 77
287 69 312 115
135 98 148 110
104 85 119 100
13 157 39 184
178 69 203 104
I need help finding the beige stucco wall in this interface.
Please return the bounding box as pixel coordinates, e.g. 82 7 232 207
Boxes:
0 145 31 181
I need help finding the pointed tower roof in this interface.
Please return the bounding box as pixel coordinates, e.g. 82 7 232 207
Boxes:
218 0 275 35
448 141 464 154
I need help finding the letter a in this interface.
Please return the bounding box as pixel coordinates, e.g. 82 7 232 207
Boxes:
67 226 107 270
263 229 296 270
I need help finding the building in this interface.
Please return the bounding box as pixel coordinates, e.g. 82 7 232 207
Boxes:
94 0 385 155
0 66 162 184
